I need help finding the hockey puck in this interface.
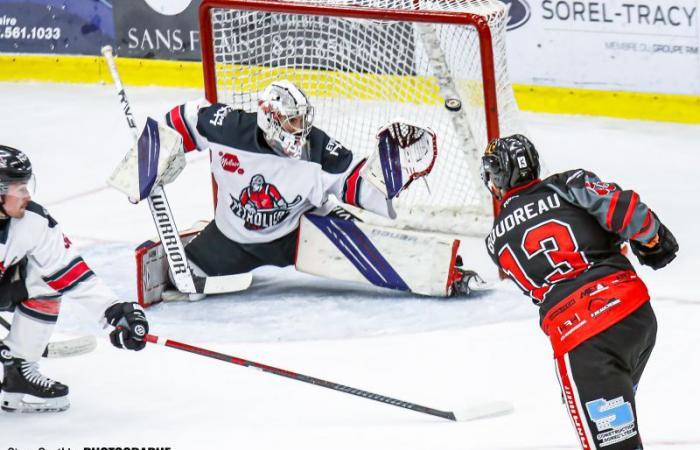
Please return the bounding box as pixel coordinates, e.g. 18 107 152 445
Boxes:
445 98 462 111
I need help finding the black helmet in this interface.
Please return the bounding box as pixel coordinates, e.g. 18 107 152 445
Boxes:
481 134 540 194
0 145 33 186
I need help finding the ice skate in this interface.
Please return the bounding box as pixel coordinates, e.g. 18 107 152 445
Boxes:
1 357 69 413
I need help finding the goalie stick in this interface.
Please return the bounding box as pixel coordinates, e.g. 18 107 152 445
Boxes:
0 315 96 359
101 45 252 296
146 333 513 422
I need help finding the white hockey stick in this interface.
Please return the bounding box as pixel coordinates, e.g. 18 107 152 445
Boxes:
0 315 96 359
101 46 251 295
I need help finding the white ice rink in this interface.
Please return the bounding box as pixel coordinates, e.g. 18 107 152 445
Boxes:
1 82 699 449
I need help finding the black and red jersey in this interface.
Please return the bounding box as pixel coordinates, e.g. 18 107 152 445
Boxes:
485 169 659 323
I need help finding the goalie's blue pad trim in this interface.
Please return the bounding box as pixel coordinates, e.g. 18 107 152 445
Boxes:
137 117 161 201
306 214 410 292
378 129 404 199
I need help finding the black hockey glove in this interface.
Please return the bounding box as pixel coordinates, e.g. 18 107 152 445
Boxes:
630 222 678 270
104 302 149 351
0 258 28 312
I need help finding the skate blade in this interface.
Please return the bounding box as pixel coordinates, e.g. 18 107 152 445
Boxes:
1 392 70 413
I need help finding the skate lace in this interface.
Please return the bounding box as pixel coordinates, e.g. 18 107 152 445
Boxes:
20 362 56 388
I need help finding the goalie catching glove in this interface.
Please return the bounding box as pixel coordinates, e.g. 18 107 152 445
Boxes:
360 120 437 199
103 302 149 351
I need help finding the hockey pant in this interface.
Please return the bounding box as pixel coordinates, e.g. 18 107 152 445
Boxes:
555 301 656 450
185 220 297 276
0 261 61 362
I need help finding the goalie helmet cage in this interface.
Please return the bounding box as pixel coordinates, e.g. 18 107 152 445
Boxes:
199 0 522 235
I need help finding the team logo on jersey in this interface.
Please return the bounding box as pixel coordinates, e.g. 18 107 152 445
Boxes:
229 174 302 230
585 181 617 196
220 152 245 175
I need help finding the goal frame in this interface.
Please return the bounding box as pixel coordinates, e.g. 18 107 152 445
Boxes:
198 0 502 215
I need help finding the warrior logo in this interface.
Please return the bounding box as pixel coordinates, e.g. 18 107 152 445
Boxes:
229 174 302 230
585 180 617 196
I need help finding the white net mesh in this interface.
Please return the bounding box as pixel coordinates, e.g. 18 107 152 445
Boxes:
203 0 522 235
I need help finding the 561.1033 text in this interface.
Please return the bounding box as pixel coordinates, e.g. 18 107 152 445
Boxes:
1 26 61 40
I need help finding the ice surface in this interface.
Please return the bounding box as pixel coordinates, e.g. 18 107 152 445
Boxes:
0 82 699 448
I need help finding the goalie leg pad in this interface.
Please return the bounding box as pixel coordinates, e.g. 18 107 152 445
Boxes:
296 215 459 296
135 223 206 307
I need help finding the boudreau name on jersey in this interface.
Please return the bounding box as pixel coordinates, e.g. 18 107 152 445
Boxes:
487 193 562 253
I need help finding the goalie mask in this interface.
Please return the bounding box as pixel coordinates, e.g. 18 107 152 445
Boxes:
257 80 315 160
481 134 540 196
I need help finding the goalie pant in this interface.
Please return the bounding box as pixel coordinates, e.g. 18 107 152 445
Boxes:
485 169 666 449
165 99 394 247
0 201 117 362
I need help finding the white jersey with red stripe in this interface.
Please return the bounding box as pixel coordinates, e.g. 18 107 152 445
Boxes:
165 99 392 244
1 202 117 319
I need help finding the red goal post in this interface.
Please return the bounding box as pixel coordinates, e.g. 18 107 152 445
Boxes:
198 0 519 235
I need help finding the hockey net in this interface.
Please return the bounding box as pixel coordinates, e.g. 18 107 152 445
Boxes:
199 0 522 236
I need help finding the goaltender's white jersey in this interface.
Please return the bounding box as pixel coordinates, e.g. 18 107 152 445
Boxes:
0 202 116 319
165 100 392 244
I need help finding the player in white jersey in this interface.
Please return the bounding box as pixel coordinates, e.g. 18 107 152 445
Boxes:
160 80 475 297
0 145 150 413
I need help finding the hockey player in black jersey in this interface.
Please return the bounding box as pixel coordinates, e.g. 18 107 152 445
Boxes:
0 145 150 413
147 79 478 300
481 135 678 449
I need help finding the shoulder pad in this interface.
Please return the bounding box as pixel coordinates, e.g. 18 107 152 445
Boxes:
196 107 261 152
307 128 353 174
25 202 58 228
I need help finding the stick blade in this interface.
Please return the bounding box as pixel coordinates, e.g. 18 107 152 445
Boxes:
452 400 513 422
197 272 253 294
45 335 97 358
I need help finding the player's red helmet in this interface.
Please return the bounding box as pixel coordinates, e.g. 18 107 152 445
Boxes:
481 134 540 195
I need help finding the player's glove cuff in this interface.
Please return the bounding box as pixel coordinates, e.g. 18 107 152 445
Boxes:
630 221 678 270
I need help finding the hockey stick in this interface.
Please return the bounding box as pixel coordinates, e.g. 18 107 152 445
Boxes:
145 333 513 422
101 45 251 295
0 315 96 359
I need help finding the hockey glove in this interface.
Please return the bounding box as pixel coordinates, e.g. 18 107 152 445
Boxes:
104 302 149 351
630 221 678 270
